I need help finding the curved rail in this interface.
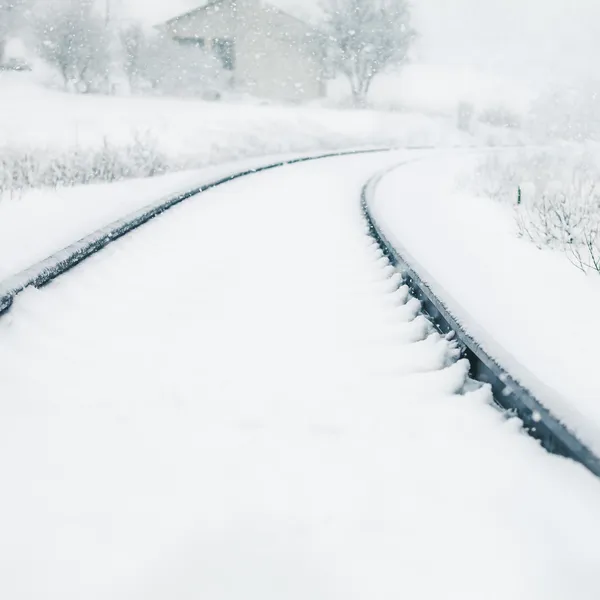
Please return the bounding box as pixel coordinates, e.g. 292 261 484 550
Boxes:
0 148 390 317
362 166 600 478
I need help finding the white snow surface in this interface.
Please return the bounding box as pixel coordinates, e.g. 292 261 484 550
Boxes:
0 170 204 282
0 151 361 282
1 152 600 599
0 74 468 153
371 152 600 455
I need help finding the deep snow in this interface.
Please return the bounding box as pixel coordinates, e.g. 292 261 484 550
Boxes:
371 152 600 455
0 152 599 599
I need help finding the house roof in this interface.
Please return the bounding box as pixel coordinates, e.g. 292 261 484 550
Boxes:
161 0 321 28
163 0 220 25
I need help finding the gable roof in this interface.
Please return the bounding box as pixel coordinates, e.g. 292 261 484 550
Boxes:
162 0 318 29
163 0 221 25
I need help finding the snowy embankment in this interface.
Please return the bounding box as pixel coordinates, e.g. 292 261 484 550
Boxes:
371 152 600 455
0 152 599 599
0 75 471 176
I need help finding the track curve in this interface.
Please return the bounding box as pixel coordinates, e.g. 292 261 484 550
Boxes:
3 147 599 478
1 153 600 598
0 148 391 318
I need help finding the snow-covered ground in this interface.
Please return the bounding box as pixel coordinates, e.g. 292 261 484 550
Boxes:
0 74 472 159
0 170 204 282
0 76 524 281
330 64 535 115
371 152 600 455
0 151 368 282
1 152 599 599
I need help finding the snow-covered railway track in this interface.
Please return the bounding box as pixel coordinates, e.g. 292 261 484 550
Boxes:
1 152 600 598
363 164 600 478
0 149 387 318
2 148 600 479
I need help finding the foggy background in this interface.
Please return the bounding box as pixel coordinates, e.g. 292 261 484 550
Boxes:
2 0 599 148
123 0 600 91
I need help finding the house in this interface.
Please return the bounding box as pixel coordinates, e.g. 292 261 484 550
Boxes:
159 0 326 102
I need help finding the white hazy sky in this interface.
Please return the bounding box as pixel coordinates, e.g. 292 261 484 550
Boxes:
118 0 600 88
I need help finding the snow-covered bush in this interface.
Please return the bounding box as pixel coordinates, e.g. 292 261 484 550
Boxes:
0 133 169 196
474 151 600 274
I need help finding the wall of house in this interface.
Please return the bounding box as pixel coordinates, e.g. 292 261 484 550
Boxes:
237 6 325 101
163 0 325 102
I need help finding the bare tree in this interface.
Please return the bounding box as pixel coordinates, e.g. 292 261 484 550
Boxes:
320 0 415 106
35 0 111 92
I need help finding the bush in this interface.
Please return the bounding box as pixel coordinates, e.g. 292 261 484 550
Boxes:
0 133 170 196
474 151 600 275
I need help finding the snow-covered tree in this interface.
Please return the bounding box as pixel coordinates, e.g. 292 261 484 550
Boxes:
35 0 111 92
0 0 31 64
320 0 415 106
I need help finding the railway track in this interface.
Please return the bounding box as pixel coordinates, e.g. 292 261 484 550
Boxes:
2 150 599 596
1 148 598 478
362 163 600 478
0 149 386 317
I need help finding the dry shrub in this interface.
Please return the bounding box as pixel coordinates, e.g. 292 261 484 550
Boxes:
475 151 600 275
0 132 170 197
